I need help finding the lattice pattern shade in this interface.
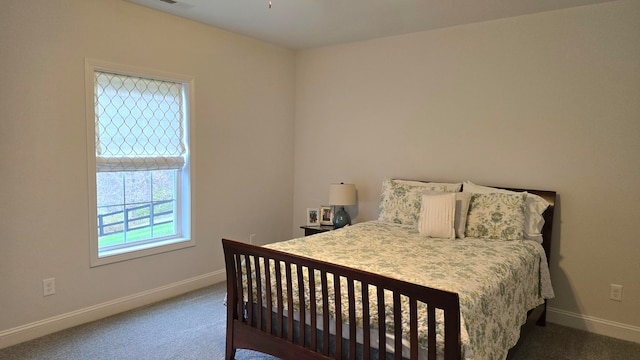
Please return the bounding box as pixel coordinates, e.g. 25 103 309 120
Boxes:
94 71 186 172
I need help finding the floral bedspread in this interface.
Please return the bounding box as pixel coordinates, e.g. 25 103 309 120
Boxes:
262 221 554 360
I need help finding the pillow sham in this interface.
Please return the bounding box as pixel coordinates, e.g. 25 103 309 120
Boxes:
465 192 526 240
418 192 456 239
378 179 462 226
463 181 549 243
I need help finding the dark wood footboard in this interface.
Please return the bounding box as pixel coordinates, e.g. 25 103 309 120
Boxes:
222 239 462 360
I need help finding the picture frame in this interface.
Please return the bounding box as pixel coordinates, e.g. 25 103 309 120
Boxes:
306 208 319 226
320 205 333 225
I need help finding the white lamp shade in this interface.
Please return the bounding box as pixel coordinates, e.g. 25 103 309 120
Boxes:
329 183 356 206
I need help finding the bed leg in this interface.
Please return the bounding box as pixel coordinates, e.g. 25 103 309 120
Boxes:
536 301 547 326
225 328 235 360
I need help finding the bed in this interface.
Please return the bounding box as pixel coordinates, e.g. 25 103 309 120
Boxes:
223 180 556 360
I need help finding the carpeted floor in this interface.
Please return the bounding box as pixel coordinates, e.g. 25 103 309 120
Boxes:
1 282 638 359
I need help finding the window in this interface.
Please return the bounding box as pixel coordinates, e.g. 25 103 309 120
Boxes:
85 59 194 266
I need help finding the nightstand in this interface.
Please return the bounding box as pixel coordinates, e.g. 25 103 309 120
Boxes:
300 225 334 236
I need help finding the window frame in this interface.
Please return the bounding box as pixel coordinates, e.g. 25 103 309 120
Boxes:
85 59 195 267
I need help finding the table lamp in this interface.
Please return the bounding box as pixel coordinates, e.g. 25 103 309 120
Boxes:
329 183 356 228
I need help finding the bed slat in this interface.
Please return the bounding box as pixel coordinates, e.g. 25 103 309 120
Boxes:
428 305 436 359
362 282 371 359
347 279 357 359
334 276 342 359
234 253 243 323
243 254 253 326
255 256 263 330
275 259 284 337
310 269 318 351
286 262 295 342
410 299 419 359
296 263 306 346
321 270 330 355
393 292 402 360
377 285 386 360
264 257 273 334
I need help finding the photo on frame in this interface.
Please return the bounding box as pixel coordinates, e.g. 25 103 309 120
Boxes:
320 206 333 225
306 208 319 226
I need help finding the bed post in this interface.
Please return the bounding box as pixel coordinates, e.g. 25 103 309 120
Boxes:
538 191 556 326
224 244 238 360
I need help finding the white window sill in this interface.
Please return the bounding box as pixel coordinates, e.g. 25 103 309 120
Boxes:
90 237 195 267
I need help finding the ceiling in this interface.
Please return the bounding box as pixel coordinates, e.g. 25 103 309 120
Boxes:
126 0 614 49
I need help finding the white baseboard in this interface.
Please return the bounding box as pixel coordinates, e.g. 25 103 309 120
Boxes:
5 283 637 350
0 270 226 349
548 307 640 344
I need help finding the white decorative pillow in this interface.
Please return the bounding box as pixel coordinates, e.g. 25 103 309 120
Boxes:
463 181 549 243
378 179 462 226
418 193 456 239
423 191 472 238
465 192 526 240
454 192 472 239
522 194 549 242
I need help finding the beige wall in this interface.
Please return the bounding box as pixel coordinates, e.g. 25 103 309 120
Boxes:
0 0 294 345
294 0 640 339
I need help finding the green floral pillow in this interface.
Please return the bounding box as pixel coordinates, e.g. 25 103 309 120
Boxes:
465 193 526 240
378 179 462 226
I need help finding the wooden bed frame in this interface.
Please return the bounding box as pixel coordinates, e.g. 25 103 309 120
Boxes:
223 185 556 360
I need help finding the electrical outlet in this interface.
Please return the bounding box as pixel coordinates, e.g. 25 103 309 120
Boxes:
43 278 56 297
609 284 623 301
249 234 256 244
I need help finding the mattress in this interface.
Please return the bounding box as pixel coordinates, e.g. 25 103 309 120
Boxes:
259 221 554 360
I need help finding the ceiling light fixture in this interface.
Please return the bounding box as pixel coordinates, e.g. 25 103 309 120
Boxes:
268 0 272 9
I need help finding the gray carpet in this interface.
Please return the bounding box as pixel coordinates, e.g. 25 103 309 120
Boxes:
1 282 638 359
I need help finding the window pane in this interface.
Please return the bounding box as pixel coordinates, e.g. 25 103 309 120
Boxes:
98 205 124 247
96 172 124 207
126 203 152 241
124 171 151 205
152 170 176 238
153 199 175 237
152 170 175 201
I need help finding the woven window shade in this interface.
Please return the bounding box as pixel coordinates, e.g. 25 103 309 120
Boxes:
94 71 186 172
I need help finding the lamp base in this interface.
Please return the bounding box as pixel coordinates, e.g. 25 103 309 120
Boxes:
332 206 351 229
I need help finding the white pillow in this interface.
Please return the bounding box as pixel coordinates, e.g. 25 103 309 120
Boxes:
523 195 549 242
454 192 472 239
418 192 456 239
462 181 549 243
422 191 471 238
